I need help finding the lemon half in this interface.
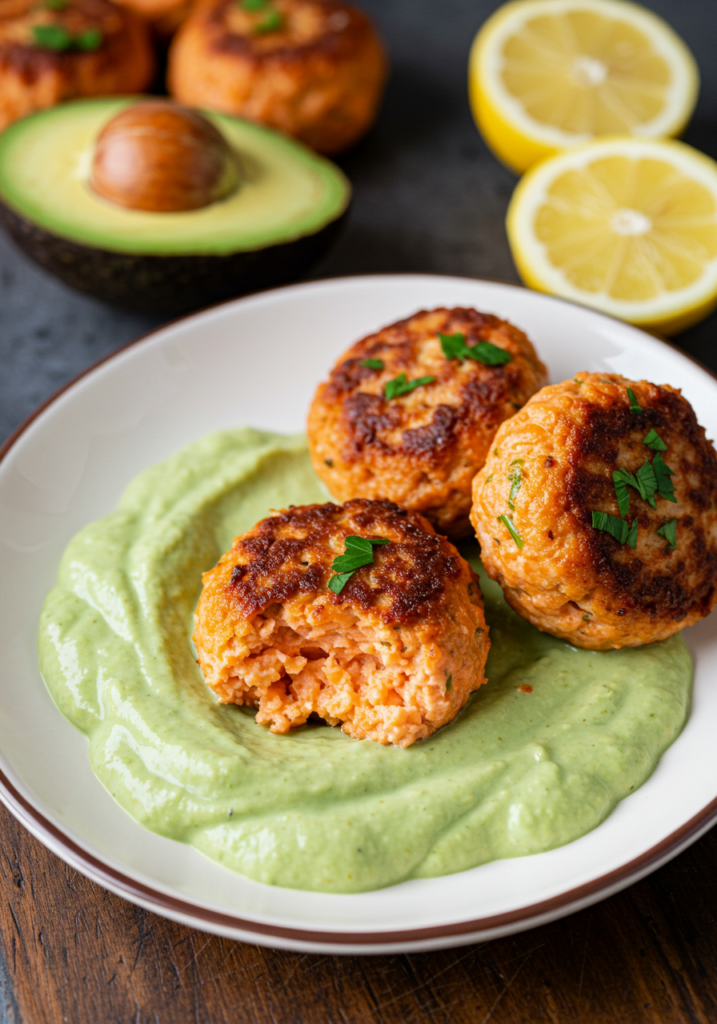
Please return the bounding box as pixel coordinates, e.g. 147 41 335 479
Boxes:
469 0 699 174
507 136 717 334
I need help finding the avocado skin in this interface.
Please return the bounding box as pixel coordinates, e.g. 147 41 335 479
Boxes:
0 200 348 315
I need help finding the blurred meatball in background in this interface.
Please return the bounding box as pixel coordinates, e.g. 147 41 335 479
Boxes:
168 0 388 154
0 0 154 131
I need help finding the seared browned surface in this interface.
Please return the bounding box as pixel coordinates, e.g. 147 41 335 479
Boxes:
90 100 238 212
2 800 717 1023
194 498 489 745
0 0 154 130
224 499 464 622
308 307 548 538
471 372 717 649
167 0 388 154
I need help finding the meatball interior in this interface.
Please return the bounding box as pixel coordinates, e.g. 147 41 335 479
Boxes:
168 0 387 154
308 307 548 538
194 499 489 747
0 0 154 131
471 372 717 649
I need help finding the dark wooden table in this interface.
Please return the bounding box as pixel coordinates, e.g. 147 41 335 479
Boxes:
2 0 717 1020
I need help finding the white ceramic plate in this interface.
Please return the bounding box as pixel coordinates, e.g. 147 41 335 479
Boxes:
1 274 716 955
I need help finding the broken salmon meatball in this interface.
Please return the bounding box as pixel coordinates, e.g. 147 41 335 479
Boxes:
307 307 548 539
471 372 717 650
168 0 388 155
193 499 489 747
0 0 154 131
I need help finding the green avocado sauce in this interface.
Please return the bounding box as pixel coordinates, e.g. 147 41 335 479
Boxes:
38 429 692 893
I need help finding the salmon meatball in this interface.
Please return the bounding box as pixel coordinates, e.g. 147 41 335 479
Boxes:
167 0 388 155
307 308 548 539
471 372 717 650
0 0 154 131
193 499 489 747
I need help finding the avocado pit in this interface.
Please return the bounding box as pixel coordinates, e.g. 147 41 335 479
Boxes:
0 97 350 314
90 100 239 213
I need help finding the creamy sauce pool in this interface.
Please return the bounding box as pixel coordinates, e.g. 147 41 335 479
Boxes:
38 429 692 893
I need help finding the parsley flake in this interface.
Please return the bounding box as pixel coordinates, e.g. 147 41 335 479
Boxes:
328 535 390 594
653 453 676 502
242 0 267 7
643 429 667 452
33 23 72 49
44 0 69 9
445 674 453 692
384 373 435 400
32 22 102 50
592 510 638 548
439 331 511 366
508 459 523 511
657 519 678 549
498 514 523 549
635 460 657 508
613 462 657 512
359 358 384 370
612 468 636 517
626 387 642 414
626 518 638 549
252 8 284 32
75 27 102 50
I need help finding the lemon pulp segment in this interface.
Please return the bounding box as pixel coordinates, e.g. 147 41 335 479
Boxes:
470 0 699 173
507 137 717 334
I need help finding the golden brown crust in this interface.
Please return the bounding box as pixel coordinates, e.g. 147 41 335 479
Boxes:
225 499 464 623
167 0 387 154
0 0 154 130
471 372 717 649
307 307 548 538
194 499 490 746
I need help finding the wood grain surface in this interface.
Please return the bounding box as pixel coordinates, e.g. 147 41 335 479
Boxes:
0 795 715 1023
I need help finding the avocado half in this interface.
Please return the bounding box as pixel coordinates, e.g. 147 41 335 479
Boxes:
0 98 351 315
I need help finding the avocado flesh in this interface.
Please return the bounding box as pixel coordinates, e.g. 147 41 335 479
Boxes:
0 97 350 313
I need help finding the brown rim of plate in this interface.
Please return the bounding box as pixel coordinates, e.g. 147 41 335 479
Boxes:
2 274 717 947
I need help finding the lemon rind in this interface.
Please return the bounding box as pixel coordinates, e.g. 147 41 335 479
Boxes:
506 136 717 334
469 0 700 174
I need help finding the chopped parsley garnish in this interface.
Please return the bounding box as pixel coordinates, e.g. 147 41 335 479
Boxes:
242 0 267 7
438 331 512 366
657 519 678 550
498 514 523 549
359 358 384 370
592 511 638 548
32 23 102 50
32 24 72 49
44 0 69 9
445 674 453 691
328 535 390 594
384 373 435 400
613 461 658 512
612 468 634 517
626 387 642 413
643 429 667 452
635 460 657 508
508 458 523 510
653 453 677 502
252 8 284 32
626 518 638 549
75 27 102 50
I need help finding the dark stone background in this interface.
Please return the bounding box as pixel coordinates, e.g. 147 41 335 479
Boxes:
2 0 716 446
